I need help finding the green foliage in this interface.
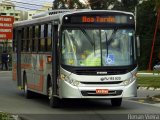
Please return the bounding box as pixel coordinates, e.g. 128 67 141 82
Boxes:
87 0 116 10
155 0 160 11
87 0 137 12
115 0 137 12
136 0 158 70
53 0 65 9
137 76 160 88
0 112 16 120
53 0 86 9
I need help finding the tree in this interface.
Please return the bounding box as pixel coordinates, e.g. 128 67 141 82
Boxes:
53 0 66 9
67 0 86 9
53 0 86 9
87 0 137 12
117 0 138 12
136 0 158 70
87 0 119 10
155 0 160 11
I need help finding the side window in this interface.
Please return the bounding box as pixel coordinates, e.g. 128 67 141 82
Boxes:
26 27 29 52
29 26 32 52
37 24 52 52
23 27 28 52
35 25 40 52
32 26 35 52
38 25 41 51
44 24 48 51
47 24 52 51
40 24 45 51
21 28 24 51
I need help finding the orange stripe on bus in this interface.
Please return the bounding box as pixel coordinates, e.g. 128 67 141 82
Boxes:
21 64 32 69
39 59 44 71
12 63 44 92
12 63 32 81
13 64 32 69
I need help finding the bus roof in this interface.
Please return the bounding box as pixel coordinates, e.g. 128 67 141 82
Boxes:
14 9 134 27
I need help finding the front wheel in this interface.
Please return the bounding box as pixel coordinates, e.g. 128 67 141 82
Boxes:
48 82 61 108
111 98 122 107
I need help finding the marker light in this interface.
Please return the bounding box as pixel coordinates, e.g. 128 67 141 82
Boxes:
47 56 52 63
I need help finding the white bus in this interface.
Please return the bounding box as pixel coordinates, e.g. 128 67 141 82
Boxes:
13 10 138 107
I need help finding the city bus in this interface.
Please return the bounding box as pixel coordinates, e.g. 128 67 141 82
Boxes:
13 10 138 107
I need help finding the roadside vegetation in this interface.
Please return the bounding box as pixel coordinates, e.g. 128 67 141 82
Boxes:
137 75 160 88
0 112 17 120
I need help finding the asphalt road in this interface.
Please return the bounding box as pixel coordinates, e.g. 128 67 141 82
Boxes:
0 71 160 120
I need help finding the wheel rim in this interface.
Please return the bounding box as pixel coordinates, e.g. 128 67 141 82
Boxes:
48 86 52 100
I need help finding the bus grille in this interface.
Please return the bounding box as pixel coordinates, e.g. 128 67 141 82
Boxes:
80 81 122 84
74 69 127 75
81 90 122 96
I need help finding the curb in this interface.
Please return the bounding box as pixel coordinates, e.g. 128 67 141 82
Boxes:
138 86 160 90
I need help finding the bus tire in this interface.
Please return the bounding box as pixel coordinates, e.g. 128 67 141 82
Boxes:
48 82 61 108
111 98 122 107
23 74 33 99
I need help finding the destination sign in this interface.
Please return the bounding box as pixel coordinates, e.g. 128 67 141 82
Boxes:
63 14 134 25
82 16 116 23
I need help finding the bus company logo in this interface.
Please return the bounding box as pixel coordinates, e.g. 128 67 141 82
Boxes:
100 77 121 81
100 77 108 81
97 72 108 75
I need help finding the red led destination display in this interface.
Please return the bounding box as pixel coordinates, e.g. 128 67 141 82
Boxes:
82 16 116 23
63 14 134 25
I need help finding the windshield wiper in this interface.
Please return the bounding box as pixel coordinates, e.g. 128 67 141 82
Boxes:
79 27 94 46
93 33 96 55
108 29 117 44
105 29 118 58
105 32 109 57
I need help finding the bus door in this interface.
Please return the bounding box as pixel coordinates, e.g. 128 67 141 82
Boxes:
16 29 22 88
52 21 59 95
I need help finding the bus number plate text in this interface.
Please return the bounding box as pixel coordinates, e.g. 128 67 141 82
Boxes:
96 89 109 94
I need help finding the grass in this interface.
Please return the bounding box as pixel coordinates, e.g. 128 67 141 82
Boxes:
0 112 17 120
138 70 160 73
137 76 160 88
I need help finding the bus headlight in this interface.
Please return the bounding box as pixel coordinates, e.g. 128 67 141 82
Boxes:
60 74 80 86
66 78 79 87
122 76 136 86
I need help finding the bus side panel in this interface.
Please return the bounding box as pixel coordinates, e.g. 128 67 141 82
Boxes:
22 53 52 95
34 53 52 95
21 53 34 90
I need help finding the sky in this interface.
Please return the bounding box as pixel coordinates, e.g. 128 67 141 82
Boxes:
13 0 122 11
13 0 86 11
13 0 54 10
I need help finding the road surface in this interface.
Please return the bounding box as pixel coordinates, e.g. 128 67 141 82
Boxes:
0 71 160 120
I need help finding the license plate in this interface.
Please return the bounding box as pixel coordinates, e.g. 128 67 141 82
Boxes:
96 89 109 94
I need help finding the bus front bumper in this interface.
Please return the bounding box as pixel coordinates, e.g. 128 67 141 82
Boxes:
59 80 137 99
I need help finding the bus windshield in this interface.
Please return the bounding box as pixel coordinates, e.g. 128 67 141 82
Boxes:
61 28 135 67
